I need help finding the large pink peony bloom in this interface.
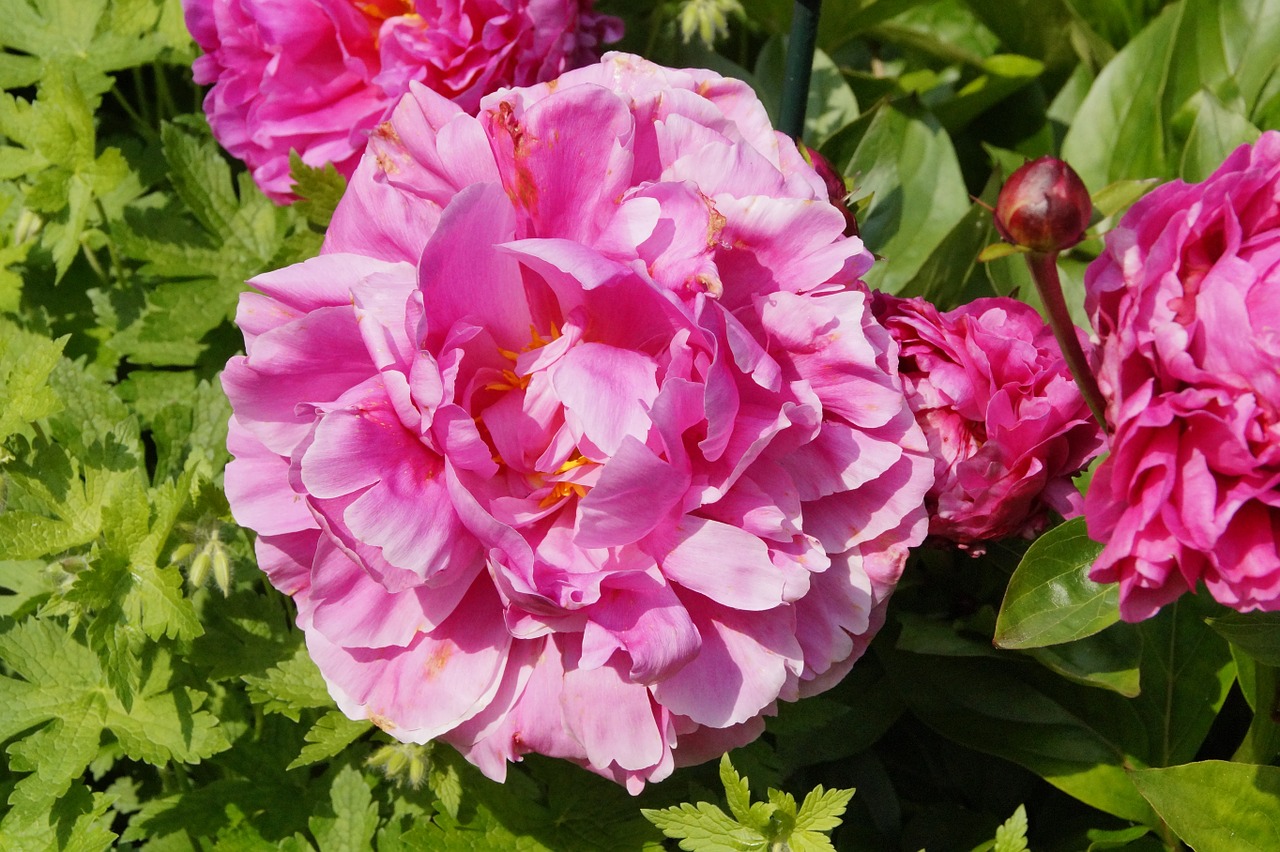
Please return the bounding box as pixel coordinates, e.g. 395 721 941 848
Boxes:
222 54 933 791
183 0 622 201
871 293 1104 548
1085 131 1280 620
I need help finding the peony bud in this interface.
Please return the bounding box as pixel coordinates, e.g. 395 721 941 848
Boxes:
994 156 1091 253
800 142 860 238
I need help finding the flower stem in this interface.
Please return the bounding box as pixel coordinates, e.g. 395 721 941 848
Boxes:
780 0 822 140
1024 250 1109 432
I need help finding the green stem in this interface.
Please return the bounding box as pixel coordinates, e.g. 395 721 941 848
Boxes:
780 0 822 140
1024 250 1109 432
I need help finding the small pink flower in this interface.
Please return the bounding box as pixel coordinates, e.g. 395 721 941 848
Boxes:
1085 131 1280 620
223 54 933 790
183 0 622 201
871 293 1104 549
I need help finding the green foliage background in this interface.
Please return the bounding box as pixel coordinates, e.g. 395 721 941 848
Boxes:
1 0 1278 848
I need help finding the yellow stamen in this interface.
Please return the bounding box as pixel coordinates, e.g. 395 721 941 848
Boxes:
484 369 530 392
538 481 588 508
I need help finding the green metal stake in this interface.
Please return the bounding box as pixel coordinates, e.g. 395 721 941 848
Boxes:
780 0 822 140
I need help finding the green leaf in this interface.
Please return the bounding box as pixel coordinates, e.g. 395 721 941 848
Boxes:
1175 87 1262 182
0 69 128 277
243 644 336 721
290 152 348 230
1206 611 1280 666
640 802 763 852
993 805 1029 852
1131 761 1280 851
0 619 227 819
0 319 65 444
0 781 117 851
1025 622 1143 697
822 100 970 293
310 765 380 852
720 753 767 831
753 38 859 146
1130 597 1235 766
1230 650 1280 764
881 645 1155 822
112 122 291 366
0 0 168 96
994 518 1115 649
289 711 371 771
1062 0 1280 188
794 786 856 834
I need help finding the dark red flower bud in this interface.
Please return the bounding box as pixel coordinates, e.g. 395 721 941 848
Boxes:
994 156 1091 253
800 142 860 238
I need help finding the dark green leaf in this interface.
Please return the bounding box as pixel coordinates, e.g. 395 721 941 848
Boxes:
1206 611 1280 666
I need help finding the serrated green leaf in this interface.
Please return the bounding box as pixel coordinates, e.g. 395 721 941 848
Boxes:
243 644 335 721
310 765 379 852
994 517 1114 649
288 711 370 771
993 804 1029 852
0 781 117 851
641 803 764 852
0 0 167 96
0 619 228 819
794 786 855 834
0 319 66 443
290 152 347 229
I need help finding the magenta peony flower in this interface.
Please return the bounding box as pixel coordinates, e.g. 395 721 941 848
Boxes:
222 54 933 791
1085 131 1280 620
871 293 1105 549
183 0 622 201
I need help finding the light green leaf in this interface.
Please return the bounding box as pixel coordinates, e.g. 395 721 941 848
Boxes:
0 782 117 851
288 711 370 771
1131 761 1280 851
994 805 1029 852
1176 87 1262 181
823 101 969 293
243 644 336 721
640 803 764 852
310 765 379 852
0 619 227 819
994 518 1114 649
1062 0 1280 188
794 786 856 834
0 319 65 443
0 0 168 96
290 151 348 230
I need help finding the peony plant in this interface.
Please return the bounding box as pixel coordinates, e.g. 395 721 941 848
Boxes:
872 293 1105 549
182 0 622 200
221 53 933 790
1085 131 1280 620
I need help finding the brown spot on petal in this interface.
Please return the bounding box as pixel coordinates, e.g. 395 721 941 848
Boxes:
423 642 455 680
368 712 396 732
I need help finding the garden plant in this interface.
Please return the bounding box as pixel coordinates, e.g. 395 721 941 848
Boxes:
2 0 1280 850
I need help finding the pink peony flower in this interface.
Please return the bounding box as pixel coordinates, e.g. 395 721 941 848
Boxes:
183 0 622 201
871 293 1105 549
1085 131 1280 620
222 53 933 791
